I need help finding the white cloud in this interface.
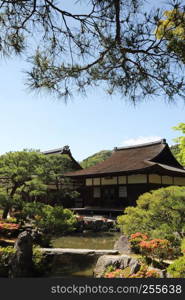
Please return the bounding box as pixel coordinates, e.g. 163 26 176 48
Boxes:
120 136 162 147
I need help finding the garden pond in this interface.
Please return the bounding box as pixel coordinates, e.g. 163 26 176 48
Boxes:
51 231 120 250
49 231 121 277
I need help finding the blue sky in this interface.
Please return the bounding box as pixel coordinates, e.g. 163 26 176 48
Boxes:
0 1 184 162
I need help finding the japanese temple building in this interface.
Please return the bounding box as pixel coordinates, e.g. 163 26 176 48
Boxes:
66 139 185 213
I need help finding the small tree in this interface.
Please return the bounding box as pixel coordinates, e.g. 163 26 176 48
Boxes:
0 151 48 219
117 186 185 246
34 205 77 234
0 150 80 219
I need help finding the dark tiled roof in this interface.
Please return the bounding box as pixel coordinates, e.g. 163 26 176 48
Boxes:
66 139 185 177
43 145 82 170
43 148 64 155
43 145 70 155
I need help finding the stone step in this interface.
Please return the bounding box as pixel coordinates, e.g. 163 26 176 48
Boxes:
41 248 119 255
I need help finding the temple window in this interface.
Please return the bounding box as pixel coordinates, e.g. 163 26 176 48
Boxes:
119 186 127 198
93 187 101 198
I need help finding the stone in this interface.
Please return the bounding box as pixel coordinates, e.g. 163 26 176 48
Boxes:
130 262 141 275
129 258 138 266
119 256 131 269
93 254 137 277
40 248 119 277
114 234 133 254
10 230 33 278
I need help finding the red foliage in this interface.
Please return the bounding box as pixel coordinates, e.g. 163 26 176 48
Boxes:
130 232 148 241
139 238 172 260
0 222 20 231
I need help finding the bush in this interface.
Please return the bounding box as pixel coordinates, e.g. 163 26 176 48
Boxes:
0 246 51 277
167 256 185 278
117 186 185 247
104 268 126 278
129 232 148 253
139 238 173 261
103 264 160 278
3 217 17 224
14 202 77 235
35 205 77 234
129 265 160 278
32 246 51 276
0 247 15 276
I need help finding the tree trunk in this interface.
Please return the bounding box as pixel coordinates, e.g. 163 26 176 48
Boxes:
2 184 18 219
2 204 10 219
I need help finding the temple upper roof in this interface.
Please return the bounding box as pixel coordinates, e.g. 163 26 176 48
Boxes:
66 139 185 177
43 145 82 170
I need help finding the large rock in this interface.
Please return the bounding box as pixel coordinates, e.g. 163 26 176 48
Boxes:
94 254 140 277
114 234 133 254
130 262 141 275
94 254 169 278
10 230 33 277
41 248 119 277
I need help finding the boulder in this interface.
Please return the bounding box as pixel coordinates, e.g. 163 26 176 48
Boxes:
93 254 168 278
9 230 33 277
41 248 118 277
94 254 140 277
114 234 133 254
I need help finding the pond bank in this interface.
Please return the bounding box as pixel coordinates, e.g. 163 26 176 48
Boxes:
41 248 119 277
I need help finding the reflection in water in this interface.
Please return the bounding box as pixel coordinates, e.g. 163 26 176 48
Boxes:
51 231 121 250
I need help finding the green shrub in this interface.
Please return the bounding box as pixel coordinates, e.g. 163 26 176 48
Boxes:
0 247 15 276
117 186 185 247
22 202 45 220
32 246 51 276
3 217 17 224
167 256 185 278
35 205 77 234
0 246 52 277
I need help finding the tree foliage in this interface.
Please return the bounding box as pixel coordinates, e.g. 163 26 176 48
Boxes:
156 8 185 64
173 122 185 166
0 0 185 102
0 150 48 218
167 256 185 278
80 150 112 168
34 205 77 234
0 150 79 218
117 186 185 245
170 144 180 160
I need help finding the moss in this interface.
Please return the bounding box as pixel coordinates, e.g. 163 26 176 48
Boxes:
121 266 131 277
167 256 185 278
